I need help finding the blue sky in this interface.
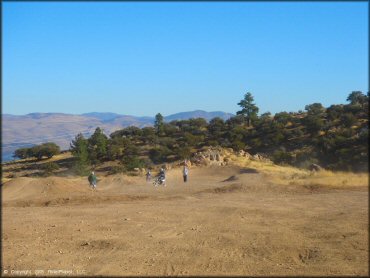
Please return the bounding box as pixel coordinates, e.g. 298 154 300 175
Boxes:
3 2 368 116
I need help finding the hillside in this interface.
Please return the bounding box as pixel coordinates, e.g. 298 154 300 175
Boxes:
4 92 368 172
2 110 233 162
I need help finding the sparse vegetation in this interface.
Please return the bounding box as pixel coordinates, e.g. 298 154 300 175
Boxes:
40 162 60 176
13 91 368 173
13 142 60 160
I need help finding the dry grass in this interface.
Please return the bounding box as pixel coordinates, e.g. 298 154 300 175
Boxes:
2 150 367 190
1 152 74 185
229 154 368 189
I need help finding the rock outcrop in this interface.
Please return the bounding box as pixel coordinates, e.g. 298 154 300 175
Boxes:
191 147 232 166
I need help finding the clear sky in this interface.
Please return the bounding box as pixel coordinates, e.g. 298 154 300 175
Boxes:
3 1 368 116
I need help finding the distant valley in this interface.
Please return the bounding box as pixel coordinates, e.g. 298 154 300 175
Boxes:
2 110 233 161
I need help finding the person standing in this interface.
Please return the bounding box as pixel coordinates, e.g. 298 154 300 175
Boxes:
183 165 189 183
146 169 152 183
88 171 97 190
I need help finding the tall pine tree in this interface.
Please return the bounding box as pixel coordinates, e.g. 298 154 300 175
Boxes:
237 92 259 127
88 127 108 164
154 113 164 135
70 133 90 175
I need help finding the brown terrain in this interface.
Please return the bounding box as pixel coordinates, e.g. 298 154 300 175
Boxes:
1 154 368 276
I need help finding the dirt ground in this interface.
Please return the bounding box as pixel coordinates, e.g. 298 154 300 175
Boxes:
2 165 368 276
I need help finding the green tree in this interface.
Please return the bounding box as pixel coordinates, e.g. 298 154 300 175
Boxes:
208 117 226 145
346 91 368 106
303 115 324 135
70 133 90 174
141 127 157 144
237 92 259 126
274 112 292 126
154 113 164 135
88 127 108 163
303 103 325 135
327 104 344 121
42 143 61 158
106 136 126 160
13 147 31 159
177 146 191 160
30 142 61 160
305 103 325 116
149 146 172 164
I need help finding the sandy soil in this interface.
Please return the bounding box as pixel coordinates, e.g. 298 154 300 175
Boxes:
2 166 368 276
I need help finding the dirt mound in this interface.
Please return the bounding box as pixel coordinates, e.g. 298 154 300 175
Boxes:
204 183 245 194
223 175 239 182
239 168 259 174
2 176 90 202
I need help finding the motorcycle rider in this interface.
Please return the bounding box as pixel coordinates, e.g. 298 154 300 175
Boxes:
158 167 166 186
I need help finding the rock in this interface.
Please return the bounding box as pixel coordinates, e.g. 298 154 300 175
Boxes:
308 163 323 171
216 154 221 161
252 154 261 160
190 147 228 166
226 148 234 153
81 242 89 246
244 152 252 159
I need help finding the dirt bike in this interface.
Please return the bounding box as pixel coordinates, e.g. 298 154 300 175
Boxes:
153 176 166 187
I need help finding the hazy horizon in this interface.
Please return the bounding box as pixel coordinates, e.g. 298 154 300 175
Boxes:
3 109 234 118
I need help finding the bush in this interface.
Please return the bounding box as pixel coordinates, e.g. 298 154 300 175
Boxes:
110 165 126 174
13 148 31 159
231 140 245 151
149 146 172 164
40 162 59 176
272 150 294 165
294 152 319 169
72 163 90 176
13 142 60 160
341 113 357 128
31 142 61 160
177 146 192 160
122 156 146 171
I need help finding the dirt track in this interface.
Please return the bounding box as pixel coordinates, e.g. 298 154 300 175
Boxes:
2 166 368 276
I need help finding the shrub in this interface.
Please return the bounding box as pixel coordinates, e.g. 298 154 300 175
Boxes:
341 113 357 128
149 146 172 164
177 146 192 160
31 142 61 160
72 163 90 176
272 150 294 165
13 142 60 160
122 156 146 171
40 162 59 176
231 140 245 151
110 165 126 174
13 148 31 159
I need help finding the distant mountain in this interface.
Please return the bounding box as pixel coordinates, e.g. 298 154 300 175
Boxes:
81 112 121 122
2 110 233 162
164 110 234 122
